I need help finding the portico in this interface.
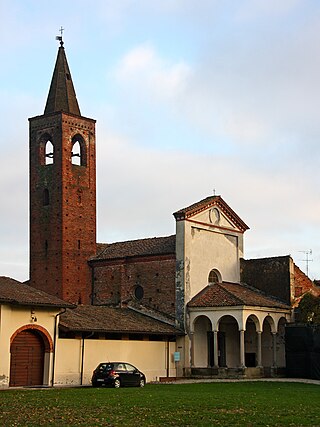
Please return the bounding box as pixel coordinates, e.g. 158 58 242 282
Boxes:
187 286 291 377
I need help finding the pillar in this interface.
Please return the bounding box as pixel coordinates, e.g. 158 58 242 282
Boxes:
272 332 277 368
256 331 262 368
190 332 194 367
213 330 219 368
239 329 245 367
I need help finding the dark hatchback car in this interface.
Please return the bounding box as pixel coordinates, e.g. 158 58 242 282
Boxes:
91 362 146 388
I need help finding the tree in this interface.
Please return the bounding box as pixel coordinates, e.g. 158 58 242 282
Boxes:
298 293 320 324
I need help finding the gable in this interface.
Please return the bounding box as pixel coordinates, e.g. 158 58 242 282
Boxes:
173 195 249 233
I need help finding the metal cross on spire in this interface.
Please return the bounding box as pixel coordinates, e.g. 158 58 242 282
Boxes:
55 26 64 47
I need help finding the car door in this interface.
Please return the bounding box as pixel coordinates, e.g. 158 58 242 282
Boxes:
125 363 140 386
115 363 129 385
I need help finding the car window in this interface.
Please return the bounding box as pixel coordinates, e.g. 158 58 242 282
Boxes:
117 363 126 371
125 364 136 372
98 363 113 372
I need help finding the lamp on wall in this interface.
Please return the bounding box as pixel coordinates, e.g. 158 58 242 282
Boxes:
31 309 37 322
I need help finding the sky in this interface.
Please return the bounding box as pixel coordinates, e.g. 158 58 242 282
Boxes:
0 0 320 281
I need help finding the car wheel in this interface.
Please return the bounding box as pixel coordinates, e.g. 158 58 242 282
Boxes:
139 378 145 388
114 379 121 388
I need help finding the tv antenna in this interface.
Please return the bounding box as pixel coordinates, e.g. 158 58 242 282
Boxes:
299 249 313 277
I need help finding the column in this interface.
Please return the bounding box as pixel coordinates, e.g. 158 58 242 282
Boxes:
256 331 262 368
272 332 277 368
239 329 245 367
190 332 194 367
213 330 219 368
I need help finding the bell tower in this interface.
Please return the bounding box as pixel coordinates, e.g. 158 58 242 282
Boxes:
29 38 96 304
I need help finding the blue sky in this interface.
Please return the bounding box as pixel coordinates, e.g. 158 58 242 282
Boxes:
1 0 320 280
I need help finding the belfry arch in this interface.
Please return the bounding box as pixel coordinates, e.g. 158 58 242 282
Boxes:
38 133 54 165
71 134 87 166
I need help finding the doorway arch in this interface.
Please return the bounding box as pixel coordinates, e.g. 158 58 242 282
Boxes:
10 325 52 387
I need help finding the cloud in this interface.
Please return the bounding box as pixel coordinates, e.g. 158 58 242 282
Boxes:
235 0 304 21
114 43 192 102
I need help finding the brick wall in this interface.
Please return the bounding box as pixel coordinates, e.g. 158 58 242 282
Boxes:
29 112 96 304
293 264 320 307
240 256 291 304
92 255 176 316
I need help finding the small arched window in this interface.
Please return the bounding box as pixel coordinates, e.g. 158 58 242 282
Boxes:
45 140 54 165
71 135 87 166
208 269 221 285
71 141 81 165
43 188 50 206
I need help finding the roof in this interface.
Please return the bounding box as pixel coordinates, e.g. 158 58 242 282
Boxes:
173 195 249 232
92 235 176 261
44 45 81 116
188 282 290 309
60 305 182 336
0 276 74 308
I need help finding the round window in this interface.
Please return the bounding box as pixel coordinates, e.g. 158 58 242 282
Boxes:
134 285 144 300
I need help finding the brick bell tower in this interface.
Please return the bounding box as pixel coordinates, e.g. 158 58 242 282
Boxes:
29 38 96 304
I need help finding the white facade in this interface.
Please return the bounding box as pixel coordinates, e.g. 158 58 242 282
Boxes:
174 197 292 378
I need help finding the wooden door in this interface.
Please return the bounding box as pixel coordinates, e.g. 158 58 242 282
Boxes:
10 330 44 387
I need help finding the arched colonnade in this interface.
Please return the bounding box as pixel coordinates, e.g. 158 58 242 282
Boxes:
189 308 290 371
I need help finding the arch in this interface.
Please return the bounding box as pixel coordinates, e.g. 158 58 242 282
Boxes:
71 134 87 166
9 325 53 387
277 316 288 331
45 141 54 165
10 324 53 352
39 133 54 165
244 315 259 367
208 269 221 285
245 314 260 331
217 313 240 329
193 315 212 368
262 315 276 333
218 315 240 368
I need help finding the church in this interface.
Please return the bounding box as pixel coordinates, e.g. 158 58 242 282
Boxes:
0 39 318 387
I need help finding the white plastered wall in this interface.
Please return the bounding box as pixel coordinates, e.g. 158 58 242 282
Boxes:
54 338 176 385
0 304 57 388
176 207 244 305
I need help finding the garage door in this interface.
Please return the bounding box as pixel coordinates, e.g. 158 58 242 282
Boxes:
10 329 45 387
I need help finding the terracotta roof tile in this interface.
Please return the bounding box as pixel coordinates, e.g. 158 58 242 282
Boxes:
60 305 182 335
92 235 176 261
174 195 220 217
188 282 290 309
0 276 74 308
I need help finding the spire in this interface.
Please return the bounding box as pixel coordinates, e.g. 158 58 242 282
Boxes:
44 37 81 116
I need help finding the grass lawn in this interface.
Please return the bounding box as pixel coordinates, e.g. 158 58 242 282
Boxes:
0 381 319 426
